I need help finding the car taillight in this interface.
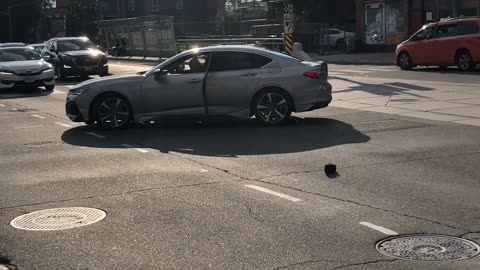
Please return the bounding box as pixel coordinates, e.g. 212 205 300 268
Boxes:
303 70 324 79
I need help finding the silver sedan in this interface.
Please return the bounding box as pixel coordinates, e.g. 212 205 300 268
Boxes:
66 45 332 128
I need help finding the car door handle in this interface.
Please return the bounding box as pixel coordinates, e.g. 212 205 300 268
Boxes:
187 79 202 84
242 73 258 77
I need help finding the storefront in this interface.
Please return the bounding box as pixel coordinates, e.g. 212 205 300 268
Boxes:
356 0 480 47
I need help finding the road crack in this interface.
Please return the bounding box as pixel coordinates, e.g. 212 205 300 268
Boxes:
253 178 470 233
329 259 397 270
0 181 221 211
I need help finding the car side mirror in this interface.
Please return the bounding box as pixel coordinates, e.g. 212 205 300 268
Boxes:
43 55 51 61
154 69 168 81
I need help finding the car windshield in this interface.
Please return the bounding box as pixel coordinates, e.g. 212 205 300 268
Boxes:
0 48 40 62
58 39 96 52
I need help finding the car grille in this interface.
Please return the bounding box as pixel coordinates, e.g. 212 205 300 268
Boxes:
14 70 43 76
74 57 101 67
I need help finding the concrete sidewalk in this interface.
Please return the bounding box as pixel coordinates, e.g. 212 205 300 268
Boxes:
309 52 395 65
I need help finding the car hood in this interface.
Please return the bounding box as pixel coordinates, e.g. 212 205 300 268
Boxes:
60 50 105 57
73 73 145 90
0 60 51 72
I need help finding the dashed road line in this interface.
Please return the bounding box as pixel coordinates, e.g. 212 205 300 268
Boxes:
245 185 302 202
121 144 149 153
54 122 73 128
85 132 105 139
31 114 46 119
359 222 399 236
0 104 6 107
14 125 44 129
200 169 208 172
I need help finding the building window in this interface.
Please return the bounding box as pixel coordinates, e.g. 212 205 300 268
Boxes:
153 0 160 12
176 0 184 10
128 0 135 12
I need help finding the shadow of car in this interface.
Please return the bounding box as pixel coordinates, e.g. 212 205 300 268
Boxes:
61 117 370 157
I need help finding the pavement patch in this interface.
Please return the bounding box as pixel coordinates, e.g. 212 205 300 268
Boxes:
376 234 480 262
10 207 106 231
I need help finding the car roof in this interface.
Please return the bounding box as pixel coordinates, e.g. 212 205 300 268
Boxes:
47 37 91 42
30 43 45 46
0 46 35 51
0 43 26 47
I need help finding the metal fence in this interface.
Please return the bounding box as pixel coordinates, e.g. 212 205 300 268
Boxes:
96 16 177 57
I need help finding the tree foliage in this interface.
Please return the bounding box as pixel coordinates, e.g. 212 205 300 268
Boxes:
65 0 100 36
0 0 52 42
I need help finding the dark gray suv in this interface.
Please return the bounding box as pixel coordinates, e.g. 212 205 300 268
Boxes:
42 37 108 79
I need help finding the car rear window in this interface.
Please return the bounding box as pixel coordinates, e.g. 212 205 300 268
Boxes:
456 21 480 35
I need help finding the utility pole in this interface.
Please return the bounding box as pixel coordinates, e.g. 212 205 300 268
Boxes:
8 5 13 41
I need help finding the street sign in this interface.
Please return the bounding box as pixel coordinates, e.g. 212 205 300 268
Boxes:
284 4 293 14
284 13 293 34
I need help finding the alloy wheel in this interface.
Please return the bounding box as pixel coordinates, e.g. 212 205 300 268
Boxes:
399 53 412 70
457 53 472 71
97 96 131 128
256 92 290 124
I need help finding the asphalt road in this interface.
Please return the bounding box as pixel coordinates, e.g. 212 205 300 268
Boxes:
0 61 479 270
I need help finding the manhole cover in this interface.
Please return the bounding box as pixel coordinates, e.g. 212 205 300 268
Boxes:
376 234 480 262
10 207 106 231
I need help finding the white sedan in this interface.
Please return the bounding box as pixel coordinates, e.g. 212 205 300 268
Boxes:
0 47 55 91
327 28 356 49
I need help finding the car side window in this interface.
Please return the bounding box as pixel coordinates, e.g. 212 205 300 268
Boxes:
209 52 272 72
435 24 457 38
457 22 480 35
412 26 434 41
162 53 210 75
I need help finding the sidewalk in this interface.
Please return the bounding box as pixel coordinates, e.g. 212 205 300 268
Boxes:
309 52 395 66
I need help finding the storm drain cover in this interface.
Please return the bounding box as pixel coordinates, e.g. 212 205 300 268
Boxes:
10 207 106 231
376 234 480 262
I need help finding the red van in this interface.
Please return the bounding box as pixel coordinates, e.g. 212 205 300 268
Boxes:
395 18 480 71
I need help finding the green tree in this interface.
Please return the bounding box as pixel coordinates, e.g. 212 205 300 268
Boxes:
65 0 100 36
0 0 52 42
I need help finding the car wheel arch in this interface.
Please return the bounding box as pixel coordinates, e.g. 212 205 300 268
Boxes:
249 86 295 116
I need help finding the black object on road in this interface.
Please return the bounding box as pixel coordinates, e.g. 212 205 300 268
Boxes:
325 163 338 177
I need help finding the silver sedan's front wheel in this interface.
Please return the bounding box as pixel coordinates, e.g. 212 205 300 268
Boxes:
95 95 132 129
254 90 292 126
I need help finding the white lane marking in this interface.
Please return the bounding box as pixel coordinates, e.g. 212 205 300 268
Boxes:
200 169 208 172
121 144 149 153
85 132 105 139
31 114 46 119
359 222 399 236
12 108 18 111
245 185 302 202
14 125 44 129
0 104 6 107
55 122 72 128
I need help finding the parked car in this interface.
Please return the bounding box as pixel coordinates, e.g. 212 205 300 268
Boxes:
0 43 27 48
66 45 332 129
42 37 108 79
29 43 46 54
396 17 480 71
327 28 356 49
0 47 55 91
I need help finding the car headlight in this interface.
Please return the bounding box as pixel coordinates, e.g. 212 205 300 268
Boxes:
0 70 13 75
69 87 89 96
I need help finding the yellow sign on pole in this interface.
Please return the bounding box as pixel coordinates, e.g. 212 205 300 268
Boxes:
283 3 294 55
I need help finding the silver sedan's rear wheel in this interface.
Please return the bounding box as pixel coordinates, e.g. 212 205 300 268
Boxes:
254 90 292 126
95 95 132 129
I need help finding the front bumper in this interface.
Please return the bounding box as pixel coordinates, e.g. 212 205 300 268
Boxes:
0 70 55 89
66 93 85 122
61 58 108 76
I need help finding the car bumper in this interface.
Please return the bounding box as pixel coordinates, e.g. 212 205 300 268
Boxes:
62 63 108 76
295 82 332 112
0 71 55 89
66 93 86 122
